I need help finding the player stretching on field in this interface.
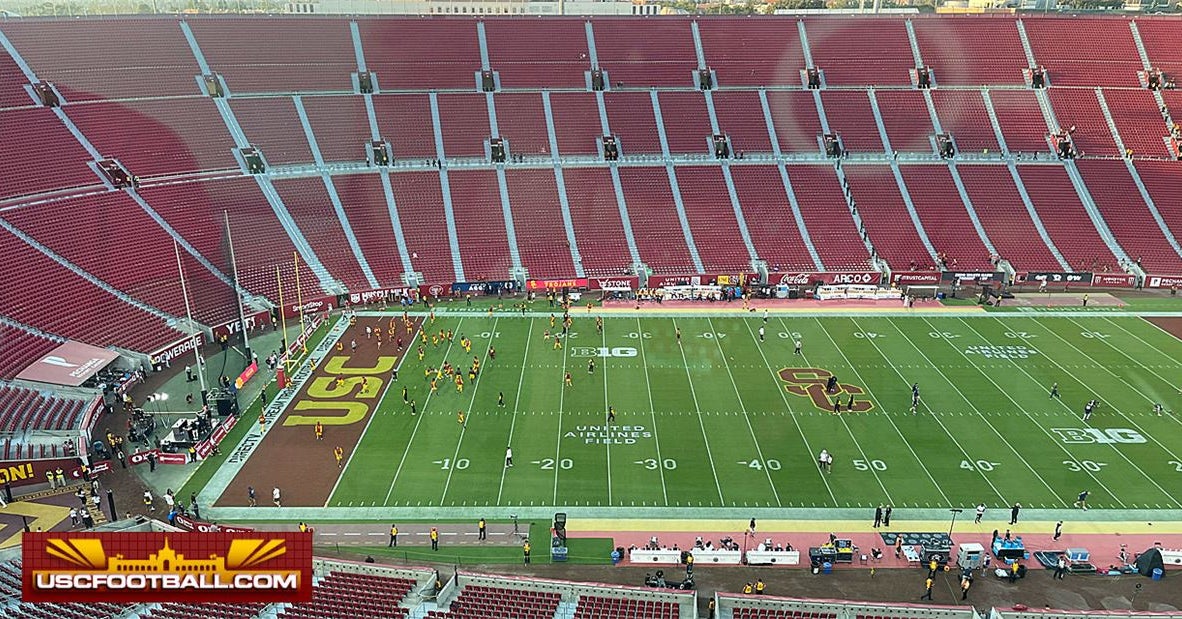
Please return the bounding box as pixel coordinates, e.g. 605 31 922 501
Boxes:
910 383 921 414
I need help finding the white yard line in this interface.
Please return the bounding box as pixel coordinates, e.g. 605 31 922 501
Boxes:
601 320 612 506
848 316 1010 505
670 317 727 505
805 317 945 506
440 317 500 504
553 325 570 505
496 320 534 504
952 317 1144 508
704 317 781 507
739 319 839 506
885 316 1066 505
1101 316 1182 434
634 317 670 505
383 318 466 505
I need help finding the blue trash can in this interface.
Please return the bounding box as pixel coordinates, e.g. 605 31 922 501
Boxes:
1152 568 1163 581
822 561 833 574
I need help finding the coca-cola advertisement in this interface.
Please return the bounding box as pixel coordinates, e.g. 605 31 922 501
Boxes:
890 271 941 286
1089 273 1136 288
770 272 883 287
587 276 639 291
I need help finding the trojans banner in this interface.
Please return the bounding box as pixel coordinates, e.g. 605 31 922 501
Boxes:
526 278 588 291
23 531 313 603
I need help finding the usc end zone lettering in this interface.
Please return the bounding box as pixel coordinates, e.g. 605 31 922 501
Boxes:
778 368 872 413
285 356 397 426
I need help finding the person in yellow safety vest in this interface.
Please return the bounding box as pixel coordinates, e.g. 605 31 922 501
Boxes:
755 579 765 595
685 553 694 575
298 522 307 533
523 540 532 564
388 524 398 547
430 527 439 550
742 582 753 595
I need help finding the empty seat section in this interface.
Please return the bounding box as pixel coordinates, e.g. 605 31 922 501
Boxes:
605 91 662 155
447 170 513 282
67 97 238 177
820 91 883 153
1135 161 1182 257
430 584 561 619
485 18 590 88
575 594 680 619
674 166 751 272
957 165 1061 271
505 170 576 278
729 165 817 272
804 18 914 86
563 168 634 275
1077 160 1182 273
844 165 932 270
874 90 935 153
1017 165 1118 272
712 90 772 154
389 171 456 283
657 91 711 155
0 46 32 108
302 95 373 163
1137 20 1182 79
899 166 992 270
766 91 823 153
0 227 181 351
618 167 694 273
0 107 97 201
912 17 1026 85
551 91 603 156
0 18 200 101
1048 89 1119 157
188 17 356 93
358 19 479 90
989 90 1051 154
495 92 550 157
697 18 804 87
930 90 1001 153
593 19 695 88
273 178 369 291
438 93 491 158
139 177 318 300
373 94 437 161
1101 88 1172 158
279 571 415 619
0 325 58 381
785 165 868 270
231 97 316 165
1023 17 1141 87
334 174 406 286
6 192 238 325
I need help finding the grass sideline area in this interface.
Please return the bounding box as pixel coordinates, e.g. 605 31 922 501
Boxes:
317 537 616 566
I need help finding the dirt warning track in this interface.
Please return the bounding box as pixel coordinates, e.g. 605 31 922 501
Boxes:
217 315 420 507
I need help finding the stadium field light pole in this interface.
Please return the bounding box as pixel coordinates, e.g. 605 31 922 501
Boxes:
294 251 308 354
175 240 208 405
224 211 251 362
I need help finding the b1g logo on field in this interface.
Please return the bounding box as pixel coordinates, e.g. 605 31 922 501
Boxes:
1051 427 1146 444
570 347 637 358
778 368 872 413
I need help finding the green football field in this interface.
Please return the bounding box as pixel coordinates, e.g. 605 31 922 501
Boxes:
327 311 1182 513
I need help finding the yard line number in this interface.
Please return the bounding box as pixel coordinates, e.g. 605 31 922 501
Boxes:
435 458 470 470
535 458 573 470
1168 460 1182 472
854 459 888 471
738 459 782 471
1064 460 1107 472
960 459 1001 472
635 458 677 470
